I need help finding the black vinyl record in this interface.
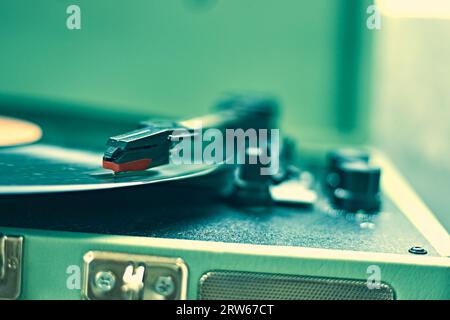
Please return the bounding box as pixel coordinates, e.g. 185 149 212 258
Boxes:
0 123 234 216
0 143 231 194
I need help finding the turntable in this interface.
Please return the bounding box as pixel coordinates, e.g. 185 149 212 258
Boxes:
0 93 448 300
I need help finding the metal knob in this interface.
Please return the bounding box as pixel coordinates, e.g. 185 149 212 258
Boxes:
232 147 272 206
326 148 370 190
332 161 381 212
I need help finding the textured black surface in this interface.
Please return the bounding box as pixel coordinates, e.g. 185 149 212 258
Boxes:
0 190 437 256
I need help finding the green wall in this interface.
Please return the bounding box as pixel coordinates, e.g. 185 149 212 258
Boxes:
0 0 373 145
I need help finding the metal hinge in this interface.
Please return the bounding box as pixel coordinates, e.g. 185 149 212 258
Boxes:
0 234 23 300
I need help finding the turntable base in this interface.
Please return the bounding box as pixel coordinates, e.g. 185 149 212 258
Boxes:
0 105 448 300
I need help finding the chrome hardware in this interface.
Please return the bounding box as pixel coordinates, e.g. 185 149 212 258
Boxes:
82 251 188 300
0 234 23 300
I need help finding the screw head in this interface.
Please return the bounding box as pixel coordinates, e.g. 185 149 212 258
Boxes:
154 275 175 297
7 257 19 270
94 271 116 293
408 246 427 255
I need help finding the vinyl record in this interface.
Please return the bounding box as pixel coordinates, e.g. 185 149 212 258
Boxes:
0 143 233 195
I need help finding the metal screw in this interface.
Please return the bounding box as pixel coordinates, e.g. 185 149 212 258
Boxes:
408 246 427 255
7 257 19 270
94 271 116 293
154 275 175 297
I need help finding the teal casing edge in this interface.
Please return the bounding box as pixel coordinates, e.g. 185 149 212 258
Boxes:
0 226 448 300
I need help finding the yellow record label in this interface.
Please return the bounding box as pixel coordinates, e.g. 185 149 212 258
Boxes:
0 116 42 147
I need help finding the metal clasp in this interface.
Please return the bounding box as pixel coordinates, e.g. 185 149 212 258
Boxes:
82 251 188 300
0 234 23 300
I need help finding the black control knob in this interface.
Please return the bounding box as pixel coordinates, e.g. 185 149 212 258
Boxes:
325 148 370 190
238 148 269 182
215 93 279 131
232 147 272 205
332 162 381 212
327 148 369 171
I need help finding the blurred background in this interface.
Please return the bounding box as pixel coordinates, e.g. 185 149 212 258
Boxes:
0 0 449 230
373 0 450 231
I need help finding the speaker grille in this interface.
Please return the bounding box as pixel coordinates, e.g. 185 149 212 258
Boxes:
199 271 394 300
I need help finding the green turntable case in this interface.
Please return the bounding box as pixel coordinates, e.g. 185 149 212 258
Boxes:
0 1 448 300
